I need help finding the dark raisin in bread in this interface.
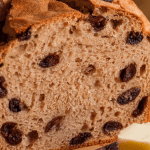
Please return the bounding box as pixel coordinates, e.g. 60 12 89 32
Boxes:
0 0 150 149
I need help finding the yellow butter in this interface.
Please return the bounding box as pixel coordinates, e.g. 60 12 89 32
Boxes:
118 123 150 150
119 141 150 150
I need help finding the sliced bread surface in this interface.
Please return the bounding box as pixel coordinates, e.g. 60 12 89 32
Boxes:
0 0 150 149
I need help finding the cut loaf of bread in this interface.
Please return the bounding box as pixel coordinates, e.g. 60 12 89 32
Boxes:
0 0 150 149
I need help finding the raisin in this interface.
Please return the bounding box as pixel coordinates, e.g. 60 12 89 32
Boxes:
0 33 9 46
0 0 4 8
9 98 21 112
17 27 31 41
84 65 96 75
27 130 38 143
6 129 22 145
117 87 141 105
111 19 123 29
0 21 5 29
0 76 5 84
103 0 114 2
0 86 7 98
0 63 4 67
0 76 7 98
39 54 59 68
132 97 148 117
126 31 143 45
1 122 17 138
70 132 92 146
105 142 119 150
120 64 136 82
103 121 123 135
45 116 64 132
86 15 107 32
56 0 94 14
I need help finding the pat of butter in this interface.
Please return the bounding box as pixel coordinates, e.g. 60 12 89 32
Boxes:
118 123 150 150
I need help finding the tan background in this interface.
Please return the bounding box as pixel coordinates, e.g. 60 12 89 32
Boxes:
133 0 150 21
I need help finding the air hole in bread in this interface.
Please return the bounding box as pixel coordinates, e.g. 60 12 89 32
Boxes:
81 123 89 131
75 58 82 62
69 52 73 57
1 52 6 59
111 19 123 29
39 94 45 101
41 43 45 49
121 84 125 89
94 33 98 37
114 111 121 117
84 65 96 75
14 72 21 77
140 64 146 76
89 127 94 131
34 34 38 38
100 107 104 115
18 44 28 51
65 108 71 114
95 80 101 87
147 36 150 42
64 22 68 26
61 69 66 74
24 54 31 58
90 111 97 121
108 107 112 112
69 29 73 34
111 42 115 46
38 118 43 123
70 27 76 35
107 84 110 89
49 82 55 87
106 58 111 61
114 77 120 83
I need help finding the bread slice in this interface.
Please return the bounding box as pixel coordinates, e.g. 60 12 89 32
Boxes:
0 0 150 149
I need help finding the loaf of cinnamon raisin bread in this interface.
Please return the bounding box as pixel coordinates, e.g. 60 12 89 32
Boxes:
0 0 150 149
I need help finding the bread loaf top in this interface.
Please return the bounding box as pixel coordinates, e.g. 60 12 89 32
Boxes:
7 0 150 35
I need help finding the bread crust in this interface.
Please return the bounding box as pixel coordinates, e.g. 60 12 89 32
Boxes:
6 0 150 35
0 0 150 150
